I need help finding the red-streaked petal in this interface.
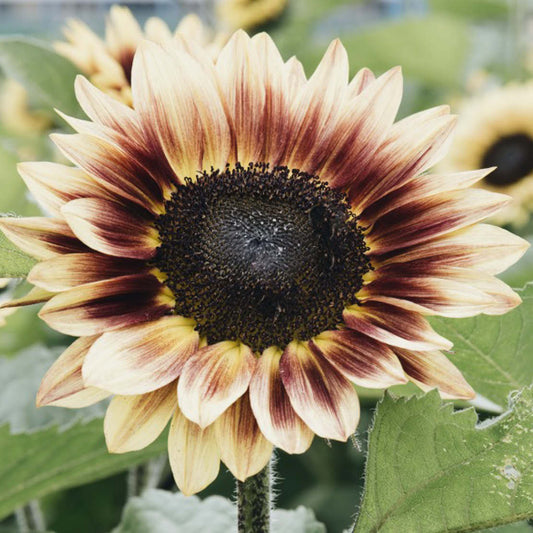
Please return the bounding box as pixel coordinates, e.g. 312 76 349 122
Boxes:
214 394 273 482
0 217 87 260
351 110 455 213
285 40 350 173
367 189 510 255
177 341 256 429
28 252 147 292
61 198 159 260
75 75 144 142
132 40 231 178
379 224 529 276
36 336 110 408
52 133 165 213
168 407 220 496
250 32 293 164
280 340 360 441
360 275 498 318
83 316 198 395
104 382 177 452
215 31 264 164
18 162 110 217
395 348 475 400
322 67 403 190
249 347 314 454
310 329 407 388
347 67 375 97
343 301 452 351
39 273 173 336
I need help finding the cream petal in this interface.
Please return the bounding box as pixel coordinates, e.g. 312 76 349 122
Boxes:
132 40 231 178
284 56 307 100
104 382 177 453
83 316 198 395
0 287 54 310
343 301 452 351
347 67 375 97
249 347 314 454
52 133 164 212
215 31 264 164
360 273 500 318
395 348 475 400
74 76 144 142
28 252 146 292
280 341 360 441
168 407 220 495
36 336 110 408
18 162 110 217
250 32 292 164
214 394 273 482
310 329 407 388
177 341 256 428
39 273 173 336
285 39 349 174
367 189 510 255
61 198 159 260
351 108 454 212
323 67 403 190
379 223 529 276
0 217 87 260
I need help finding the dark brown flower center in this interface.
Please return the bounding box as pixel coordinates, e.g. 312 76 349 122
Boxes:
482 133 533 187
153 163 371 352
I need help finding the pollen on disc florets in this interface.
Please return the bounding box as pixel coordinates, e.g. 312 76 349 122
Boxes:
153 162 371 353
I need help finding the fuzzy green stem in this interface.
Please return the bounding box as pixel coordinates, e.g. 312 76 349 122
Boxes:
237 462 271 533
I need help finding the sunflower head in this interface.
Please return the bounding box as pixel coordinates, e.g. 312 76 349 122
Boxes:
1 31 528 495
54 6 225 105
442 82 533 226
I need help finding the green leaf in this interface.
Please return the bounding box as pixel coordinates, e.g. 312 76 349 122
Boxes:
0 37 81 117
430 284 533 409
0 420 167 521
111 490 325 533
0 345 106 433
354 386 533 533
0 346 167 520
0 230 36 278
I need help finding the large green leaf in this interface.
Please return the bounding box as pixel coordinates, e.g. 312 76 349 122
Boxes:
0 345 166 519
430 284 533 409
354 386 533 532
0 37 81 117
112 490 325 533
0 345 106 433
0 420 167 520
0 230 36 278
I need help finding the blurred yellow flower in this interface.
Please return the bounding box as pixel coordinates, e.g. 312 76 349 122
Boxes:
0 79 52 135
217 0 287 31
55 5 226 105
442 82 533 227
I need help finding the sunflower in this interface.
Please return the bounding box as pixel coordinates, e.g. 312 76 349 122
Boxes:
55 6 225 105
217 0 288 31
0 32 527 495
442 82 533 227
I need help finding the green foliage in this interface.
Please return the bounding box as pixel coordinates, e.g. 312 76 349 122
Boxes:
112 490 325 533
0 420 167 520
431 284 533 409
0 345 167 520
0 37 81 117
354 387 533 532
0 231 36 278
429 0 509 20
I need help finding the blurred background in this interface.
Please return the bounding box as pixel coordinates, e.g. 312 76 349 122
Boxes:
1 1 533 532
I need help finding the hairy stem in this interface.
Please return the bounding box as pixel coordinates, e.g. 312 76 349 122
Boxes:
236 461 272 533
